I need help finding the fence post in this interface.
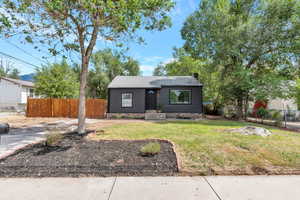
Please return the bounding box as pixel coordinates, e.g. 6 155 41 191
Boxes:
51 98 54 118
284 110 287 128
26 97 29 117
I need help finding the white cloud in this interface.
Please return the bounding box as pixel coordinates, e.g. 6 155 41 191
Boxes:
140 57 176 75
140 65 156 75
162 57 177 65
142 56 165 64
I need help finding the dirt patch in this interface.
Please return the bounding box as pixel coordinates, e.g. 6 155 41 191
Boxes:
0 133 178 177
86 119 148 131
0 115 68 128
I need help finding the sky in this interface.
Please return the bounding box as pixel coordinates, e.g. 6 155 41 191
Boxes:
0 0 200 76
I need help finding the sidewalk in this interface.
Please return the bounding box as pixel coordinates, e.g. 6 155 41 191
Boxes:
247 117 300 131
0 176 299 200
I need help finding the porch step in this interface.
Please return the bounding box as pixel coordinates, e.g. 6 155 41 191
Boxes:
146 110 158 113
145 113 166 120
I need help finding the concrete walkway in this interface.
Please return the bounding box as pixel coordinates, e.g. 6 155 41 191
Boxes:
0 176 299 200
0 119 85 159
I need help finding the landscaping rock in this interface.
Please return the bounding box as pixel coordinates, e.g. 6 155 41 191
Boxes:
230 126 272 137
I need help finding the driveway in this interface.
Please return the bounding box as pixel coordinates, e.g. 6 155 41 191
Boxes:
0 176 299 200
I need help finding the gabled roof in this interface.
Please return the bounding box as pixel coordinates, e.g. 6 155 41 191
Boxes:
0 77 34 87
108 76 202 88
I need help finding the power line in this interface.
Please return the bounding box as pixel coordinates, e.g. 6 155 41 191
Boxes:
3 40 48 65
0 51 40 69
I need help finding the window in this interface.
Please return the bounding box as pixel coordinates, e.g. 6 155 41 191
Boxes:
169 90 191 105
122 93 133 107
29 89 34 98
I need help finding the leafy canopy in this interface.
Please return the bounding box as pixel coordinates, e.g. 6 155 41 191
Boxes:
3 0 175 133
87 49 140 98
181 0 300 117
35 60 80 98
3 0 175 56
153 48 222 108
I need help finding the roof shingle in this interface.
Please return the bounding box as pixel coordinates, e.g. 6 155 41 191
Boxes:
108 76 202 88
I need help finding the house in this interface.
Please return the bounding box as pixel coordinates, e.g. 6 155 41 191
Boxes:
107 74 203 119
0 77 36 111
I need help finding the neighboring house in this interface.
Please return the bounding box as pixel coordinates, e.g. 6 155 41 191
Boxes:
107 74 203 119
0 77 36 110
267 98 298 111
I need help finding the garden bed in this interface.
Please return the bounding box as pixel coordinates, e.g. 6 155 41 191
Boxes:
0 132 178 177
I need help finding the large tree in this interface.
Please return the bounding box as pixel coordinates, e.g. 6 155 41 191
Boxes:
88 49 140 99
4 0 174 133
153 48 223 111
181 0 300 118
35 60 79 98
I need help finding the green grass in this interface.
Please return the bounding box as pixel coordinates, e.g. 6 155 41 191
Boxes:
92 120 300 174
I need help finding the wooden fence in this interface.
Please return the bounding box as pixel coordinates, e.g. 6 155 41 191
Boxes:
26 98 107 119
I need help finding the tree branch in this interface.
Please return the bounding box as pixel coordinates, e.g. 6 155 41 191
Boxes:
69 13 85 56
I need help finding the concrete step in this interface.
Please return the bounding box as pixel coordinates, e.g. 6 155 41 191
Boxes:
145 113 166 120
145 110 159 113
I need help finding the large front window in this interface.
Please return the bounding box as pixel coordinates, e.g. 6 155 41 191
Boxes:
122 93 133 107
169 90 191 105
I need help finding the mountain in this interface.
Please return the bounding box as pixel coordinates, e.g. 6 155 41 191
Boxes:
20 73 35 82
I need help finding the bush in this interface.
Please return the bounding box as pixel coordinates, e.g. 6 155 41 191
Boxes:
271 110 283 127
45 132 63 147
256 107 269 123
140 142 161 156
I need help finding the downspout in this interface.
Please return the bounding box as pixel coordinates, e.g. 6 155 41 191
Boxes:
107 88 111 113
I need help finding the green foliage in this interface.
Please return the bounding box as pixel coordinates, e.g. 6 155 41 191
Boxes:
180 0 300 118
271 110 283 127
3 0 175 55
295 79 300 109
257 107 269 123
45 132 63 147
140 142 161 156
87 49 140 99
4 0 175 133
35 60 79 98
153 48 223 111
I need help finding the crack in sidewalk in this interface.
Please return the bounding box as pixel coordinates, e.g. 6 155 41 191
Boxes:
203 177 222 200
107 177 117 200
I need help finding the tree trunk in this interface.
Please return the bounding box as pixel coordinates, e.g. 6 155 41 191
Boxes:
77 56 89 134
244 95 249 120
236 98 244 120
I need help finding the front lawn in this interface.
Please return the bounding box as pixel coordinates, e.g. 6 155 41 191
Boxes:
91 120 300 175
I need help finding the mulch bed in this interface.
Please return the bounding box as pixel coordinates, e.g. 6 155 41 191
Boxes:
0 133 178 177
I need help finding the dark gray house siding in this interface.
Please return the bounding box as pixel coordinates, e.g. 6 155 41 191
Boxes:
108 88 145 113
159 86 202 113
108 86 203 114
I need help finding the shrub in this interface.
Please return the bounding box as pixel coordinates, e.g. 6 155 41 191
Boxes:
257 107 269 123
45 132 63 147
140 142 161 156
272 111 283 127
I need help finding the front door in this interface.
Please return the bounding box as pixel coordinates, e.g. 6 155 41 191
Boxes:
145 89 157 110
